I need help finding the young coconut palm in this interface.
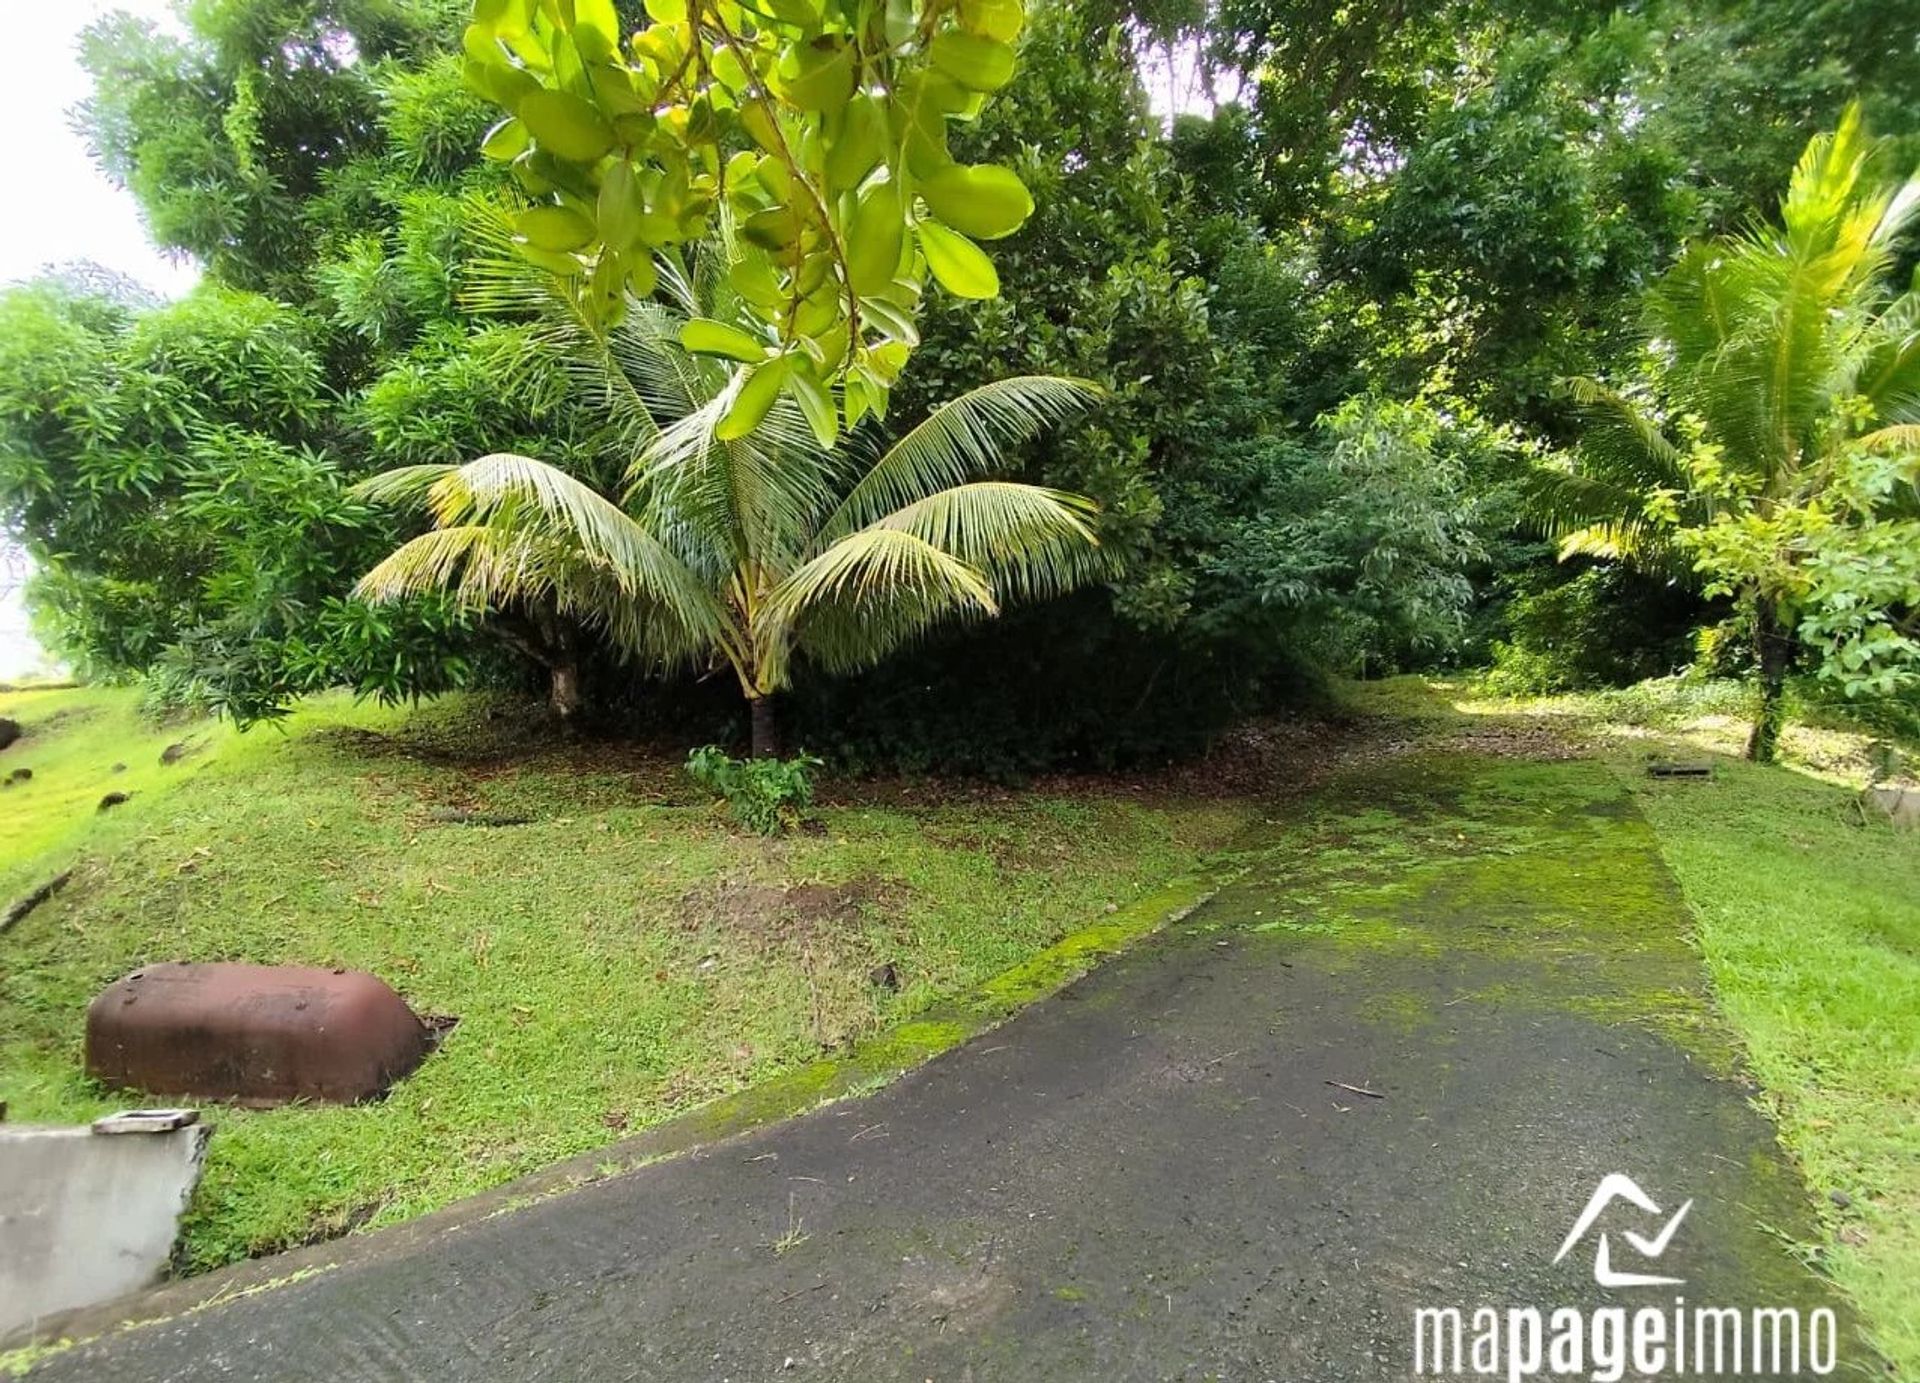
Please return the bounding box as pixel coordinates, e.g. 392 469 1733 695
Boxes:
355 240 1104 754
1530 103 1920 761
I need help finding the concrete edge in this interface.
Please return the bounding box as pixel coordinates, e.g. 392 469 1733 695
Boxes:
2 873 1220 1361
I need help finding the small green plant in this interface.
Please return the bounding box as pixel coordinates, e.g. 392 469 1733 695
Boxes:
685 745 821 836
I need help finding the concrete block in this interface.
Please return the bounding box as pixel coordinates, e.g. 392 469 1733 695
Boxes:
0 1111 210 1340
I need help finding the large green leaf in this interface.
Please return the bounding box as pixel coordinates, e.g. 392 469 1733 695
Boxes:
847 183 905 295
928 33 1015 92
516 206 596 252
480 117 529 162
597 159 644 250
682 318 768 362
717 356 794 440
519 89 615 162
919 165 1033 240
917 220 999 299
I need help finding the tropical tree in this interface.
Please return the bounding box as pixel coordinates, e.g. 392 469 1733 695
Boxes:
352 245 1103 752
1536 104 1920 761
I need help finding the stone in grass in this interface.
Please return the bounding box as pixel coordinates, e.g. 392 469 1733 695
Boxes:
98 791 130 812
4 767 31 786
159 741 190 765
1864 785 1919 830
0 717 19 751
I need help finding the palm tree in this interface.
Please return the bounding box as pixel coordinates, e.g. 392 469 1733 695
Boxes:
1533 103 1920 761
353 236 1104 755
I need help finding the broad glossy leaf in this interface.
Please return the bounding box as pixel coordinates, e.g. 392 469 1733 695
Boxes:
516 205 597 251
730 253 785 309
740 101 782 155
516 244 586 276
790 368 838 447
777 39 855 113
464 55 541 110
919 164 1032 239
598 158 643 249
682 319 769 362
847 182 905 295
917 220 999 299
860 295 921 345
570 0 621 61
928 33 1015 92
480 117 530 162
825 94 884 192
742 206 804 251
520 88 616 162
589 63 648 116
957 0 1024 42
717 356 794 440
589 249 629 324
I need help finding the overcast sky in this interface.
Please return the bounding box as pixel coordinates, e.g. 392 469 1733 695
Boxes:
3 0 199 297
3 1 202 675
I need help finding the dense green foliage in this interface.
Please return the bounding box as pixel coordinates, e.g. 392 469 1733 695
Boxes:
1 0 1915 761
1538 106 1920 759
0 276 473 722
348 218 1104 747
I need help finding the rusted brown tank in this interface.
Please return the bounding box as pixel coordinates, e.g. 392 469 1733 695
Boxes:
85 963 432 1106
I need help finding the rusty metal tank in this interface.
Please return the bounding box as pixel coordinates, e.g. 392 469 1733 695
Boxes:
85 963 432 1105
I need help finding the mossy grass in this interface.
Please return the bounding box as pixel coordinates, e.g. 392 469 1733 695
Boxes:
0 686 1247 1273
1423 675 1920 1375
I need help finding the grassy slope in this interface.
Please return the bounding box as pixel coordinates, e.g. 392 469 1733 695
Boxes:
0 686 236 899
1450 679 1920 1375
0 687 1247 1272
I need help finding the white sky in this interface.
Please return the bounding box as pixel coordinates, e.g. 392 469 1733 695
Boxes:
2 0 199 297
2 0 201 676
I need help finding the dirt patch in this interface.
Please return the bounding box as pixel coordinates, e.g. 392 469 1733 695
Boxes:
677 875 898 946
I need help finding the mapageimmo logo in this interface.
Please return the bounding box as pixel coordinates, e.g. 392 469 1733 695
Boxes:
1412 1173 1839 1379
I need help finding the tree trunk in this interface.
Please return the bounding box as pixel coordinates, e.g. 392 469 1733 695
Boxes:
494 609 585 722
549 660 582 720
749 695 780 760
1746 595 1790 764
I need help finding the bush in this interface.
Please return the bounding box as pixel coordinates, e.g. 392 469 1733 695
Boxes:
685 746 821 836
1486 565 1708 694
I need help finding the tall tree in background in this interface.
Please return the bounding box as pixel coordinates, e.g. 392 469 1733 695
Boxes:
1542 106 1920 761
79 0 476 307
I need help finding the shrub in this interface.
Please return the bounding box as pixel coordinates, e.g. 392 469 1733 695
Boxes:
685 747 821 836
1487 565 1707 694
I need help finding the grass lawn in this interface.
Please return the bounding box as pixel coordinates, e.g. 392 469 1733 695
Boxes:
1442 677 1920 1376
0 686 1249 1273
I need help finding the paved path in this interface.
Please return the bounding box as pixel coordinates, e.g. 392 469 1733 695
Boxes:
37 755 1865 1380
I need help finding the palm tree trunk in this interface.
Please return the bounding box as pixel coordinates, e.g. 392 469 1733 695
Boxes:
549 660 582 720
749 695 780 760
1746 595 1790 764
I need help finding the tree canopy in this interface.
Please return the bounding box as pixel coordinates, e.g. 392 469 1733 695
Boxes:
0 0 1912 760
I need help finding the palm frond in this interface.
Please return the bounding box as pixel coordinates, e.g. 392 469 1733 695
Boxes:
1857 423 1920 454
820 376 1103 541
350 463 457 508
629 374 842 576
461 196 664 463
760 527 998 679
376 452 725 642
871 481 1105 601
